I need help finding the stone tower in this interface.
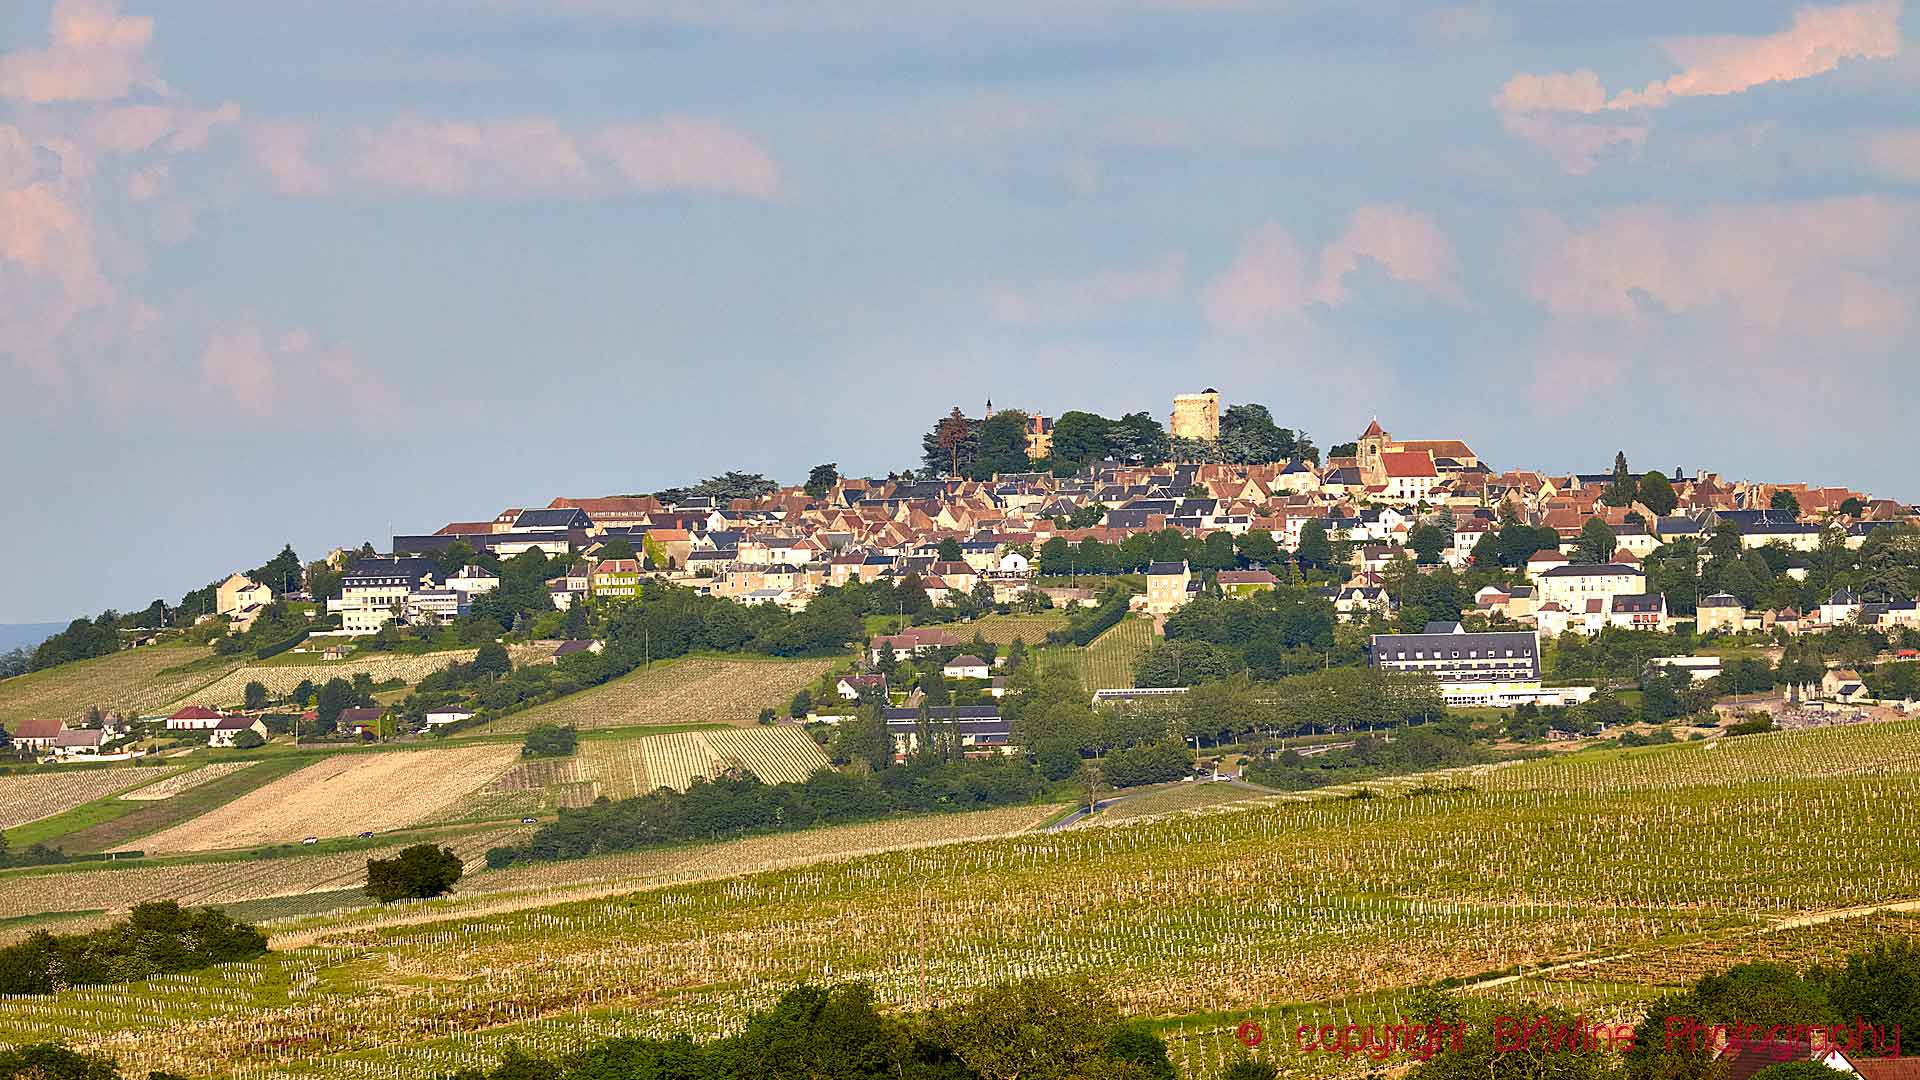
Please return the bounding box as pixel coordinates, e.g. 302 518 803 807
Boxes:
1357 418 1390 485
1170 388 1221 441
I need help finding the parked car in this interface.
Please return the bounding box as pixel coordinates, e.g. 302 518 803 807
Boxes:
520 817 538 824
357 831 373 839
300 836 319 845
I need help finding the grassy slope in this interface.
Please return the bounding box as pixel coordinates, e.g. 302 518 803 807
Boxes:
466 653 843 735
29 755 314 853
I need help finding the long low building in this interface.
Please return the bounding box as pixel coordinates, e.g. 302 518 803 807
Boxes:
1367 623 1593 708
881 706 1015 756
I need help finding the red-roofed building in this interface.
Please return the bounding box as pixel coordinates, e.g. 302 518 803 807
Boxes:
166 705 227 731
12 717 65 752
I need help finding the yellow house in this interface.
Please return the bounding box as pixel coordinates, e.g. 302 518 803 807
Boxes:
1144 560 1193 616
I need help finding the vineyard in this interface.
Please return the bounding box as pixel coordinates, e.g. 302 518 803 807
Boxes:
1042 615 1156 690
183 646 549 706
0 824 528 922
0 765 181 829
961 612 1068 646
119 762 257 801
453 726 831 819
472 656 841 734
138 746 520 853
8 719 1920 1077
0 646 238 726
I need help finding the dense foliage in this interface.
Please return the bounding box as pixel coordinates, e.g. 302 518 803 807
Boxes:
0 902 265 994
444 979 1171 1080
364 844 465 903
522 723 579 757
487 759 1045 867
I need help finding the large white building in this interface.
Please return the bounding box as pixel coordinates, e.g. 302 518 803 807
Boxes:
1535 563 1648 612
331 557 442 634
1369 623 1593 708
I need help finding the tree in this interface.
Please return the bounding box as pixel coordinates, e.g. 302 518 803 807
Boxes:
1606 451 1635 506
0 1043 120 1080
242 681 269 711
598 537 635 562
828 706 892 769
522 724 578 757
231 729 266 750
1049 411 1113 471
926 407 979 476
1637 470 1679 516
1296 520 1333 571
789 689 813 719
473 642 511 680
937 537 964 562
364 843 464 903
1769 490 1801 516
252 544 303 595
925 977 1140 1080
803 463 838 498
314 677 355 734
1108 412 1170 465
1218 403 1298 464
1408 522 1448 565
971 409 1033 478
1574 517 1618 564
1839 496 1865 517
1235 529 1281 567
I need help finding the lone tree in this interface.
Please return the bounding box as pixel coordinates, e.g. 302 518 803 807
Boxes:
365 843 464 903
243 680 268 711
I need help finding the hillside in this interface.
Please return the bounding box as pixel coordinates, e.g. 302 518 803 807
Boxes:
466 654 841 734
0 646 240 727
7 718 1920 1077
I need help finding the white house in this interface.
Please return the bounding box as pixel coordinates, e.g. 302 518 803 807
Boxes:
208 715 267 748
1536 563 1648 612
942 654 991 680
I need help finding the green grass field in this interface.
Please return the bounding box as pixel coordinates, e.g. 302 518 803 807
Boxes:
14 714 1919 1077
1039 615 1157 690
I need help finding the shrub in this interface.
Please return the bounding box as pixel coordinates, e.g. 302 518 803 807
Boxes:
365 843 464 903
231 729 266 750
521 723 578 758
0 902 266 994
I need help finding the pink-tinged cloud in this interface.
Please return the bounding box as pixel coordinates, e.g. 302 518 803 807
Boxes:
1494 2 1903 170
1206 207 1460 329
199 323 387 418
1519 196 1919 334
988 251 1186 325
1204 222 1311 331
83 103 241 156
251 114 782 200
1313 205 1460 306
0 0 158 104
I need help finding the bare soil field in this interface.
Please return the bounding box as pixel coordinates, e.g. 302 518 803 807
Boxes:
138 746 520 853
118 762 256 801
450 726 830 820
471 656 840 734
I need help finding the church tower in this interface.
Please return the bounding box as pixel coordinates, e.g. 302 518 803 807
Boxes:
1358 418 1390 486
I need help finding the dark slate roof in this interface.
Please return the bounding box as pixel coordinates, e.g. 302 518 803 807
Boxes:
1698 592 1742 607
1146 561 1188 575
1610 593 1665 613
514 508 590 530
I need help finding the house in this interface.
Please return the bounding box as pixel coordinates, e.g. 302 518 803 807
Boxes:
1822 669 1869 702
12 717 65 752
1217 569 1279 598
208 715 267 748
165 705 227 731
1144 561 1193 616
1696 592 1745 634
425 708 474 728
881 706 1014 757
590 559 643 598
336 707 386 737
333 557 441 635
835 674 888 702
1327 585 1395 622
1525 549 1569 581
1368 625 1592 708
552 639 603 659
215 573 274 632
1820 587 1863 627
870 627 964 663
1535 563 1648 611
446 565 501 603
1608 592 1670 633
52 728 106 757
942 654 991 680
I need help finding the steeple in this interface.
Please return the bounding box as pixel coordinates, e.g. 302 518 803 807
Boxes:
985 398 993 419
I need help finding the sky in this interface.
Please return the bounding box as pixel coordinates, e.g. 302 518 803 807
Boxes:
3 0 1919 622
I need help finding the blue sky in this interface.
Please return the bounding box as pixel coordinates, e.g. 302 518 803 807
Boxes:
3 0 1918 621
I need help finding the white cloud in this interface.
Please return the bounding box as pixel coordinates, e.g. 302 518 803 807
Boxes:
1494 1 1903 171
251 114 783 200
1205 206 1458 329
0 0 159 104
